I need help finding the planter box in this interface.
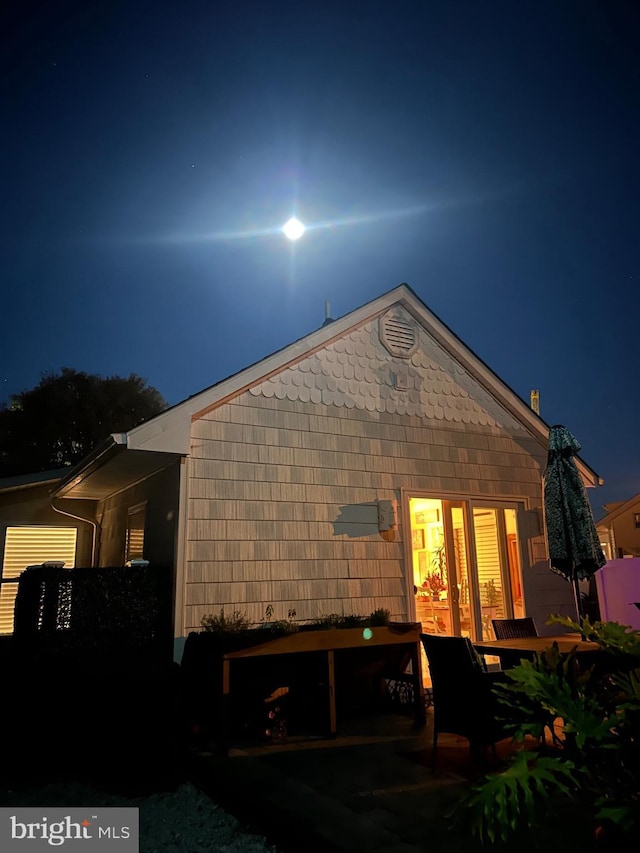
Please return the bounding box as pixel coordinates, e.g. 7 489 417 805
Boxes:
181 623 425 753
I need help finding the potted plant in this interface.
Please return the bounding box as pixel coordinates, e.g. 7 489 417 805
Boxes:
424 571 446 601
483 578 500 609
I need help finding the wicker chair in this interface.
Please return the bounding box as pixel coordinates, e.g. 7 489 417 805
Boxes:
491 617 538 669
420 634 510 763
491 617 538 640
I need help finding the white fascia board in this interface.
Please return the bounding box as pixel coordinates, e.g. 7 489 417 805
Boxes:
51 433 128 497
398 293 603 488
597 493 640 527
125 283 603 488
126 412 192 454
401 295 551 438
126 286 409 454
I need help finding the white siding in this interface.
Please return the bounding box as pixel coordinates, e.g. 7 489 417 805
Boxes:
182 308 553 632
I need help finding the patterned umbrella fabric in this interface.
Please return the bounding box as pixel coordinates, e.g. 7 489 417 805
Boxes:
543 425 606 615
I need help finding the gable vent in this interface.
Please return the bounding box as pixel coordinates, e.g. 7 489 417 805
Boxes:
379 310 418 358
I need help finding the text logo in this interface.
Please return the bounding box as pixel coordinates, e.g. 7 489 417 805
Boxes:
1 808 138 851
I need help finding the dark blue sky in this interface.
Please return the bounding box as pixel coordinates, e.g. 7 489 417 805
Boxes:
2 0 638 515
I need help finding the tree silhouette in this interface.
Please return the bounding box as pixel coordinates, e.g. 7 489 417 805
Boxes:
0 368 168 477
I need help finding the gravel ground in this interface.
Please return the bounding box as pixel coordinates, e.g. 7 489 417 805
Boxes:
1 781 277 853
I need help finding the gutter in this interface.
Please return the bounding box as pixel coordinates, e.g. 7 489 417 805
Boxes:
51 433 127 498
47 435 128 564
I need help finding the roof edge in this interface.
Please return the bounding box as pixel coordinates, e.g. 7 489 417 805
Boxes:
51 434 127 498
126 284 412 452
597 493 640 527
0 467 69 494
94 283 601 486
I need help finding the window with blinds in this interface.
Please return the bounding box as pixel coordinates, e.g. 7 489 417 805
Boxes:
0 526 77 634
125 504 146 563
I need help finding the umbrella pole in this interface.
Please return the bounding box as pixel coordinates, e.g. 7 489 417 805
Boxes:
573 578 584 622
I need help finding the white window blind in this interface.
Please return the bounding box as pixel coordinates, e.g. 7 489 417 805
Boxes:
0 526 77 634
125 504 146 562
473 511 504 606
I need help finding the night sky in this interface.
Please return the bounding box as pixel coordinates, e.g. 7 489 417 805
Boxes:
2 0 638 517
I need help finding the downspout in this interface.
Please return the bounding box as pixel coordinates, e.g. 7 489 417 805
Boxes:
50 497 100 567
172 455 190 644
47 433 125 567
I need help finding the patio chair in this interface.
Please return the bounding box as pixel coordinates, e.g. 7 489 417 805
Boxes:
491 617 538 669
491 617 538 640
420 634 510 764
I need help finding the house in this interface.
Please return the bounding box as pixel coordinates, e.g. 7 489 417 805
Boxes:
0 469 94 634
0 284 603 651
596 495 640 559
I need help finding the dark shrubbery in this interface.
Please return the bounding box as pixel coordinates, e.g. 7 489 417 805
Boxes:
464 616 640 846
6 565 183 793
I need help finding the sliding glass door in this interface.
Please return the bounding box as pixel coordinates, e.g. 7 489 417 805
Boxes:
409 497 524 641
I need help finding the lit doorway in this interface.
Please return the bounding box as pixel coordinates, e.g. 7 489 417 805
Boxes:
409 497 524 642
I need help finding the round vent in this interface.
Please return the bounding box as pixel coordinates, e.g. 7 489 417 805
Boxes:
379 310 418 358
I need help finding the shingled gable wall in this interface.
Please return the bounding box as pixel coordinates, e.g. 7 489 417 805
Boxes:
184 306 574 633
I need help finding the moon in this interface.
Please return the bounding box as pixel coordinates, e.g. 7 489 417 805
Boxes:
282 217 305 240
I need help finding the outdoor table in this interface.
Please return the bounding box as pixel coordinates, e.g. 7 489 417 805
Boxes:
473 633 601 667
220 625 426 755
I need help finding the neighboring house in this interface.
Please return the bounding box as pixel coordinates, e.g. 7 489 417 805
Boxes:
596 495 640 559
1 285 603 649
0 469 94 633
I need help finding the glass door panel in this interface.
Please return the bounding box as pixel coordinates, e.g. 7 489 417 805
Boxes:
472 507 515 640
409 498 452 635
449 504 471 638
409 498 472 638
505 508 525 619
473 507 506 639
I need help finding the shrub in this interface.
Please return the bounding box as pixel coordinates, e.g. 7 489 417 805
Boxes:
261 605 299 636
464 616 640 845
312 609 391 629
200 608 251 634
201 606 392 636
201 605 301 638
370 608 391 626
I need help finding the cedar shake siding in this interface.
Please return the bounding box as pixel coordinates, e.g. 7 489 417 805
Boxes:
183 309 570 633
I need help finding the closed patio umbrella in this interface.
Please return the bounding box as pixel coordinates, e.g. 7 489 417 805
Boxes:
543 425 606 618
